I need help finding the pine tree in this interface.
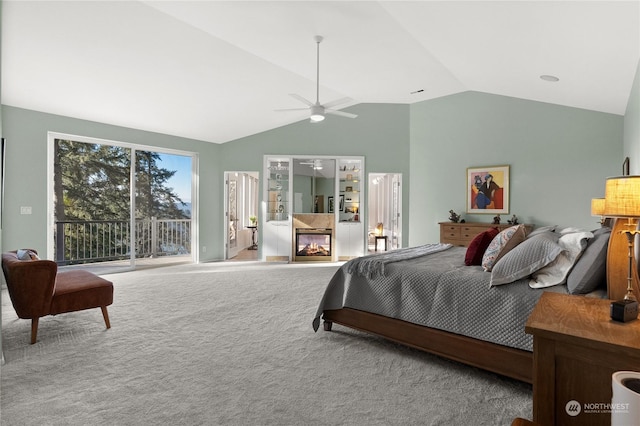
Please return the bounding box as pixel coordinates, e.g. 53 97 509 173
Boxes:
54 140 189 264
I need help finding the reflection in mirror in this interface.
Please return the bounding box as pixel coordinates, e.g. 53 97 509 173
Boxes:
292 158 335 213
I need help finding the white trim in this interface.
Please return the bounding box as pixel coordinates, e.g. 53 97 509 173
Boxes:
129 148 137 268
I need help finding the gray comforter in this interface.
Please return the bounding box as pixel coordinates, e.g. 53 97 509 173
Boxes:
313 244 568 351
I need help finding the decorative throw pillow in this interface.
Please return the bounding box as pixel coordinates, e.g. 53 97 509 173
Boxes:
16 249 39 260
566 227 611 294
526 225 557 239
482 224 527 272
490 232 563 286
529 230 593 289
465 227 499 266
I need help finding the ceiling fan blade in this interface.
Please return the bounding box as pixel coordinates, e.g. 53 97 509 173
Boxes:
274 107 309 112
277 37 357 122
322 97 352 109
289 93 314 107
326 109 358 119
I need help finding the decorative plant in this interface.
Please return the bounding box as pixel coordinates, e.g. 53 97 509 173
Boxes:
249 215 257 225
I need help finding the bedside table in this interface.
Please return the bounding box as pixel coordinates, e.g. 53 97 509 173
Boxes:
525 292 640 426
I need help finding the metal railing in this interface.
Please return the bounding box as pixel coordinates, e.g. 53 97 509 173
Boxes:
55 218 192 265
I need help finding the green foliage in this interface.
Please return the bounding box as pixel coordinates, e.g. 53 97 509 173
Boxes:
54 139 190 263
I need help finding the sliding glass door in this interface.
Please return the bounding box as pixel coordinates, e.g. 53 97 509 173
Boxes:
51 135 194 273
134 150 192 269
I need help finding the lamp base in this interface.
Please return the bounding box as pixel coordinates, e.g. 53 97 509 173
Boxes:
610 299 639 322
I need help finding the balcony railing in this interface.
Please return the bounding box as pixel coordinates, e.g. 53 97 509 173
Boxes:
55 218 191 265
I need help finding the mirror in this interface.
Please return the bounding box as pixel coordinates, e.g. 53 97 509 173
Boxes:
292 158 335 213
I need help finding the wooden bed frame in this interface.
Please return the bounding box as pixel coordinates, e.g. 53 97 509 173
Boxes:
321 219 635 384
322 308 533 383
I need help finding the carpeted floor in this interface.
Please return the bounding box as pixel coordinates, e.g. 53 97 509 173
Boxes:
1 261 532 425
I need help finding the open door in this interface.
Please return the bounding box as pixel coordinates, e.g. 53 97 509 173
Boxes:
368 173 402 252
224 171 259 260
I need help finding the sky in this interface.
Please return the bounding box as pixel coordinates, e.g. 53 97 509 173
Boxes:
159 153 192 203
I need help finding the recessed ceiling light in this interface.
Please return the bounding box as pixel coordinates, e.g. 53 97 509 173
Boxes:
540 75 560 82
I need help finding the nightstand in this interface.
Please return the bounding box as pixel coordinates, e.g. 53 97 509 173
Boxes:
525 292 640 426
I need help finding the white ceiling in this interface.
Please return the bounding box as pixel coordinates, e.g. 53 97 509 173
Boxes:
2 1 639 144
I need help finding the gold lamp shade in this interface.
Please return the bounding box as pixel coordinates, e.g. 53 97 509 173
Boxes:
591 198 605 216
604 176 640 218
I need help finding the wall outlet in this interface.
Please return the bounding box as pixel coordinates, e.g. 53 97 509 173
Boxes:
20 206 32 215
202 246 206 253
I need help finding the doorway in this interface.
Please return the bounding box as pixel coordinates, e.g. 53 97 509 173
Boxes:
367 173 402 252
224 171 259 260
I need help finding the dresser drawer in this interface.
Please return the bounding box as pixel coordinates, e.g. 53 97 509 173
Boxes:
445 239 468 247
440 225 460 239
440 222 534 248
460 226 481 240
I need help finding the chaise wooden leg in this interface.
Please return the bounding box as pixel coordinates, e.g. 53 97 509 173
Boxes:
31 318 39 344
323 320 333 331
101 306 111 329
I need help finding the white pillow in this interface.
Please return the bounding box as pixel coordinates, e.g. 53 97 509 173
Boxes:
529 230 593 289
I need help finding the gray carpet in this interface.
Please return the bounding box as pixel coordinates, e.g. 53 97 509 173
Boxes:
1 261 532 425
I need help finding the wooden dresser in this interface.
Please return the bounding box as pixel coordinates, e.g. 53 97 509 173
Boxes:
438 222 529 247
525 292 640 426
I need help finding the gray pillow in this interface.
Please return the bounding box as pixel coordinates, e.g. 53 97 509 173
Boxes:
526 225 557 238
490 231 563 287
16 249 39 260
566 227 611 294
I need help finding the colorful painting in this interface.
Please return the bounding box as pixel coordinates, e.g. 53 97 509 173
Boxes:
466 165 509 214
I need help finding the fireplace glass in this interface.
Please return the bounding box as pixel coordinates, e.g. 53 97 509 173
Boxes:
296 230 331 257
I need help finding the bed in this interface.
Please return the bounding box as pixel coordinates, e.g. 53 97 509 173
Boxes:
313 224 615 383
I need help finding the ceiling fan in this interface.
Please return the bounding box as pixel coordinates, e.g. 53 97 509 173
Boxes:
276 36 357 123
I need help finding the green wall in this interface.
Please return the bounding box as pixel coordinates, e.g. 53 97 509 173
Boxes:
1 91 629 261
219 103 412 246
409 91 624 246
0 106 223 262
624 60 640 174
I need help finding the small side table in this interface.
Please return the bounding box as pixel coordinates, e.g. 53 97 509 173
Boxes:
247 226 258 250
374 236 388 251
526 292 640 426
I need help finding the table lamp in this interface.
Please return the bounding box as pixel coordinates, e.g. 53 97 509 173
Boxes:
604 176 640 321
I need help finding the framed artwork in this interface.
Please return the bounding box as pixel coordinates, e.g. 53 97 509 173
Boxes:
339 195 344 211
466 165 509 214
328 196 334 213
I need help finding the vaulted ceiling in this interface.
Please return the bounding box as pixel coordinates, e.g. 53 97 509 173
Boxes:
2 1 639 144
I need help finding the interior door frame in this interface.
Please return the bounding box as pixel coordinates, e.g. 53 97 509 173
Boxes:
224 170 259 260
367 172 402 250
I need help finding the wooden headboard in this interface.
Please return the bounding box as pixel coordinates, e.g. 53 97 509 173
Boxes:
606 218 640 300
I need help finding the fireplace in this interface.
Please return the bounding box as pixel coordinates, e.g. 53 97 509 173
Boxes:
295 228 332 261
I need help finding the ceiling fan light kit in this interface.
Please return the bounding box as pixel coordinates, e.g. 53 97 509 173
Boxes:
276 35 357 123
310 105 325 122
